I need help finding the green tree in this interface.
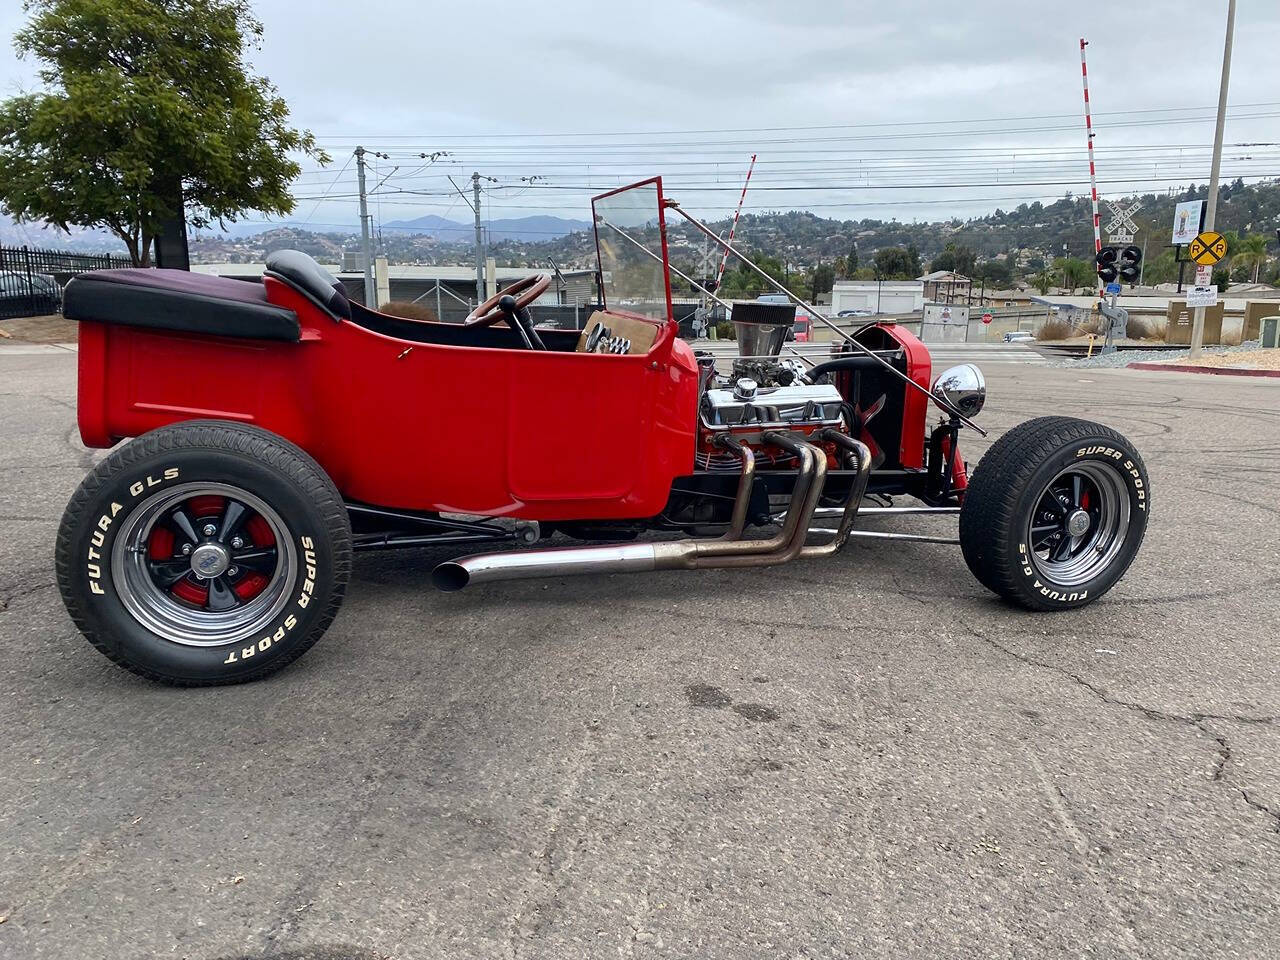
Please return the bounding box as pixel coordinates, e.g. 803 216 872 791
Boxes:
873 246 917 280
810 262 835 300
0 0 326 265
1034 268 1053 295
1141 249 1178 286
906 243 921 277
1052 256 1093 293
1230 232 1268 283
847 238 859 275
930 242 976 277
974 259 1012 287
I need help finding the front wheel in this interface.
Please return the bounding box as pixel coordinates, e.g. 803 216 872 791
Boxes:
959 416 1149 610
55 421 352 685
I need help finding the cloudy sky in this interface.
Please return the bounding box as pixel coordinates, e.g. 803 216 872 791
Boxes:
3 0 1280 234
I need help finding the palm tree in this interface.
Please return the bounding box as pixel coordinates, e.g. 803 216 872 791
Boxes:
1231 233 1269 283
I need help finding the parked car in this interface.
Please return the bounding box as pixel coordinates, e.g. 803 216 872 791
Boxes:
837 309 874 318
0 270 62 317
1003 330 1035 343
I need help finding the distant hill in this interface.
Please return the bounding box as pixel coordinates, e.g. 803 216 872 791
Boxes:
382 214 591 242
0 213 125 253
15 178 1280 283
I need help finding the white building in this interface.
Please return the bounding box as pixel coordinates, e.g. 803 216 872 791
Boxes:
830 279 924 316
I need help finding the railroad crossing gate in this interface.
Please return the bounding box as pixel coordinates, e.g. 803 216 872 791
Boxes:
1188 231 1227 267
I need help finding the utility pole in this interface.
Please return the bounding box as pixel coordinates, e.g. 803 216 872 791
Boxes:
1190 0 1235 358
355 147 375 308
472 172 485 304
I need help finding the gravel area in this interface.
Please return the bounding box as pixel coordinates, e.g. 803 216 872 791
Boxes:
1146 347 1280 370
1050 340 1263 369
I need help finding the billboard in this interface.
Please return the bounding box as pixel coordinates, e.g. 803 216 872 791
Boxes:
1171 200 1204 246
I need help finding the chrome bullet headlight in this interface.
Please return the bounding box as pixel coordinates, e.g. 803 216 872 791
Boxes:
931 363 986 418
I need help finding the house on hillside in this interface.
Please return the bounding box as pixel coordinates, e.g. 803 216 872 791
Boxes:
918 270 971 303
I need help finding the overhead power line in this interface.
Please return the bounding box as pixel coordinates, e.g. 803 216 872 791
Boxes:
312 101 1280 140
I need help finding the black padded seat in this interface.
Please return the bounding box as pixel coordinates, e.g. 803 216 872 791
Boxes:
264 250 350 320
63 268 300 342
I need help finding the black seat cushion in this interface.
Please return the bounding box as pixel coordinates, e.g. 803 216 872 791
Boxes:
63 269 300 341
264 250 350 320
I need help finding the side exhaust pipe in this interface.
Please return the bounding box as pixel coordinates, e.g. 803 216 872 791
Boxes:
432 431 836 591
432 431 871 592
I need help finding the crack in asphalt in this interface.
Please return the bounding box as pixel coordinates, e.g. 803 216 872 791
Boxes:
0 578 57 612
959 619 1280 835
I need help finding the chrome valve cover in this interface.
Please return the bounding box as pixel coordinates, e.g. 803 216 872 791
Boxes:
702 382 845 428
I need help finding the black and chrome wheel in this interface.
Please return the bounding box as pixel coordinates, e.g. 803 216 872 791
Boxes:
56 421 352 685
113 483 296 646
959 416 1149 610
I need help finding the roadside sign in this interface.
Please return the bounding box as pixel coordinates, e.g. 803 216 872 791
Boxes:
1106 201 1141 246
1194 264 1212 286
1171 200 1205 245
1186 285 1218 308
1188 231 1227 266
981 312 993 324
1105 282 1122 295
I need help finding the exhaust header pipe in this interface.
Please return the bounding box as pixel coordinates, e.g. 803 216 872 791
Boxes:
431 433 872 592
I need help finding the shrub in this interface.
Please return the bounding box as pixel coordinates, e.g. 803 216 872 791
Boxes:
380 300 438 322
1037 317 1073 341
1124 316 1153 340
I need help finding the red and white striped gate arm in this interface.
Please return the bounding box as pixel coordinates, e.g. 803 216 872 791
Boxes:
714 153 756 292
1081 38 1104 300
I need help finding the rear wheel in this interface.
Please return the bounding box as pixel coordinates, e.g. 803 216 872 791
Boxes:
959 416 1149 610
55 421 352 685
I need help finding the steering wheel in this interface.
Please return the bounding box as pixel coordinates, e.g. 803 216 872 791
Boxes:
464 273 551 330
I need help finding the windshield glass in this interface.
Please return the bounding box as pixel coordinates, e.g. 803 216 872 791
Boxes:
592 178 671 321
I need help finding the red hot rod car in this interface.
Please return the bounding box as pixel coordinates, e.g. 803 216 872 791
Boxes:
55 178 1150 685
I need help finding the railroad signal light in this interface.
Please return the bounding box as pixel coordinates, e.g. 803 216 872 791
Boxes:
1096 245 1120 283
1118 245 1142 284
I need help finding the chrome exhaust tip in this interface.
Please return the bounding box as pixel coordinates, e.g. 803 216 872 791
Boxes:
431 562 470 592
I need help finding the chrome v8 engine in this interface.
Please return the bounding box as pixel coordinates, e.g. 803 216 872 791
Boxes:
696 302 849 468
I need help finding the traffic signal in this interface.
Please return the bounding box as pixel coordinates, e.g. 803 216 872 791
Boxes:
1118 244 1142 283
1096 245 1119 283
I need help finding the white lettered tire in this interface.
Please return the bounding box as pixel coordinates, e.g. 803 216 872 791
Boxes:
959 416 1149 610
55 421 351 685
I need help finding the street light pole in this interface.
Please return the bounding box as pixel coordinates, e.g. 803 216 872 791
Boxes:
1189 0 1235 358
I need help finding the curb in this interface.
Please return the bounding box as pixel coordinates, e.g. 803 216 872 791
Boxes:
1127 361 1280 378
0 342 78 355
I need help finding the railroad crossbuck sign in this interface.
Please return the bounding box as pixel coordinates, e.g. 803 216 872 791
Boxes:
1188 231 1228 266
1106 200 1141 246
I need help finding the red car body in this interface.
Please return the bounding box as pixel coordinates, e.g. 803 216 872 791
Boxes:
76 284 940 519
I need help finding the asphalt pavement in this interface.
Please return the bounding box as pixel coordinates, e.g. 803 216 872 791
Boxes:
2 350 1278 960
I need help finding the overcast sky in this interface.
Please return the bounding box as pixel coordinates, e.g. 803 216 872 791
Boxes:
4 0 1280 233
